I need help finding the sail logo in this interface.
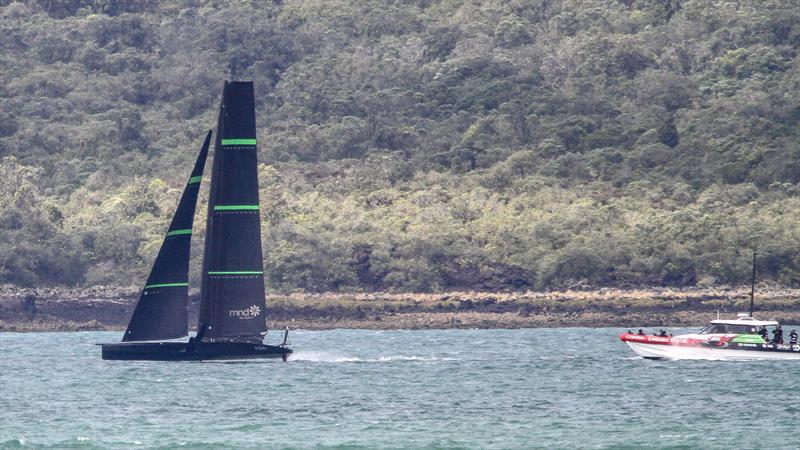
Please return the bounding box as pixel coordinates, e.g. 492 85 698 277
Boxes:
229 305 261 319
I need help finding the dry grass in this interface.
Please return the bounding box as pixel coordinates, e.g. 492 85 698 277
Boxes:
267 287 800 311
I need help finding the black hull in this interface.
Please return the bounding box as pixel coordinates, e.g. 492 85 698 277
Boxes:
100 341 292 361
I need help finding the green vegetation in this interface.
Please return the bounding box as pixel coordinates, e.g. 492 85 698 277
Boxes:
1 0 798 291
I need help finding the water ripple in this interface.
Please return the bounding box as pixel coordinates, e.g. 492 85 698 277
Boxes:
1 328 798 449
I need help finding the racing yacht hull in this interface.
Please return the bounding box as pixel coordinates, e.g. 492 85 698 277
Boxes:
100 341 292 361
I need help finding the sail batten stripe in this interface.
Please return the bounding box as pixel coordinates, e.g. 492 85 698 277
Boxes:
214 205 259 211
166 229 192 237
208 271 263 275
144 282 189 289
221 138 256 145
188 176 202 184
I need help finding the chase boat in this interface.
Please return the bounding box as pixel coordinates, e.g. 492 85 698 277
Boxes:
620 316 799 361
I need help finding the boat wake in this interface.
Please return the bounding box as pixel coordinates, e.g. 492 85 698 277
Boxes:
288 351 456 363
287 352 361 363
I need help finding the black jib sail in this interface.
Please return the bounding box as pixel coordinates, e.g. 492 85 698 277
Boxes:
122 132 211 342
198 81 268 342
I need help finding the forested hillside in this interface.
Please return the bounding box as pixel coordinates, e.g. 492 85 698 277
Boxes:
1 0 798 291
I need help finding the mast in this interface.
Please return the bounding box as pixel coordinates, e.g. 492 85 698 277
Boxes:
122 131 211 342
198 81 268 342
749 251 757 318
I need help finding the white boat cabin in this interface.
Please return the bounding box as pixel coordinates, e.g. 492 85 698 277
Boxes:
698 316 779 335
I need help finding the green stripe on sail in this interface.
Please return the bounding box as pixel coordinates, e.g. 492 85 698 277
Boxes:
221 138 257 146
144 282 188 289
166 229 192 237
208 271 264 275
214 205 260 211
188 176 202 184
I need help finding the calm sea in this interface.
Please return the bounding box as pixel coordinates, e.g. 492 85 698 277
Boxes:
1 328 798 449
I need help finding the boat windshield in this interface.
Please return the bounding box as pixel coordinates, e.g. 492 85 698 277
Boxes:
699 324 759 335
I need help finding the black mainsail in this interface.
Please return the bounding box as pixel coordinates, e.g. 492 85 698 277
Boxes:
122 132 211 342
198 81 268 342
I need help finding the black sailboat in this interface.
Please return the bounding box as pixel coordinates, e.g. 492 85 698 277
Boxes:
101 81 292 361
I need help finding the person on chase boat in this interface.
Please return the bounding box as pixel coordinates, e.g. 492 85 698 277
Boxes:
772 327 783 344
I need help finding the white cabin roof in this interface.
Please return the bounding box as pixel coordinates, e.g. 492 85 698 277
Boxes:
709 317 778 327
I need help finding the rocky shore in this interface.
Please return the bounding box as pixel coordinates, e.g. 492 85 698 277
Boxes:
1 285 798 332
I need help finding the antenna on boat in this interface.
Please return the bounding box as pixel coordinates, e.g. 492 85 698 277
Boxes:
229 59 239 81
749 251 757 318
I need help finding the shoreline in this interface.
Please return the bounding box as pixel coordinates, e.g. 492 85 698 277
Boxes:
1 286 798 332
3 310 800 333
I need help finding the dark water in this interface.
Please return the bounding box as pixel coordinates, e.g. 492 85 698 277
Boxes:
1 328 798 449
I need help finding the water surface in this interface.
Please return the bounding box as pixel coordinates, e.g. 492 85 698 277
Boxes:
1 328 798 449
